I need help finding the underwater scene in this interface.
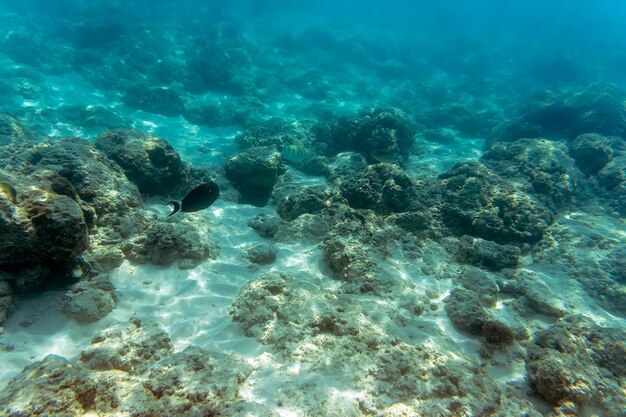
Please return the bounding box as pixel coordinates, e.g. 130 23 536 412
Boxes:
0 0 625 416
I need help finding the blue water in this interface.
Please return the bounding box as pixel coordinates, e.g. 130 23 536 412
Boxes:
1 1 625 416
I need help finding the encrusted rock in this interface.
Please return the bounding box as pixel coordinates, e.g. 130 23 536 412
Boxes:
340 163 427 214
482 138 585 211
569 133 616 175
317 107 416 159
146 345 252 416
61 275 117 323
0 354 94 417
525 315 626 416
444 287 491 335
438 161 552 245
225 146 284 206
245 242 277 264
95 129 186 195
451 235 520 271
488 82 626 146
98 210 215 269
457 266 499 307
80 318 172 374
24 138 142 216
248 212 284 238
276 185 334 221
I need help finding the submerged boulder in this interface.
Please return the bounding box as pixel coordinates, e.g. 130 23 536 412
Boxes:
488 82 626 145
438 162 552 245
225 146 284 206
24 138 142 216
95 129 186 195
525 315 626 416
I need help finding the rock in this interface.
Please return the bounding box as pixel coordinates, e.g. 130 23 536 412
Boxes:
120 213 215 269
248 213 284 238
274 213 331 243
122 83 185 117
501 270 567 318
1 178 89 289
95 129 186 195
90 370 164 416
444 287 491 335
482 320 515 345
0 354 94 417
525 315 626 416
225 146 285 206
146 346 252 416
0 278 15 328
84 245 125 273
71 19 125 48
488 82 626 146
183 25 252 94
386 210 433 236
24 138 142 216
80 318 172 374
340 163 426 214
61 275 117 323
438 161 552 245
245 242 277 264
236 117 314 150
569 133 616 176
276 185 334 221
482 138 585 211
452 235 520 271
317 107 416 158
457 266 499 307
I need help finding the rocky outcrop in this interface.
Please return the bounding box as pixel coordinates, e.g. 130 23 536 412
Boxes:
438 162 552 245
525 315 626 416
95 129 186 195
225 146 284 206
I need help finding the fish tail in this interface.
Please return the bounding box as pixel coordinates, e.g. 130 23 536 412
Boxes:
166 201 181 217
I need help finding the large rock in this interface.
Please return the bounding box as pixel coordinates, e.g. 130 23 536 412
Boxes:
225 146 284 206
80 318 172 374
0 355 94 417
438 162 552 245
339 163 428 214
1 172 89 291
482 138 585 211
525 315 626 416
95 129 186 195
24 138 142 216
488 82 626 146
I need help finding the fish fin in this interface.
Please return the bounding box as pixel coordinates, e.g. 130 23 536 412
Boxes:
166 201 181 217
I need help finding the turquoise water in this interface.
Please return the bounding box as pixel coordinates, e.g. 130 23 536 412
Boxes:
0 1 625 416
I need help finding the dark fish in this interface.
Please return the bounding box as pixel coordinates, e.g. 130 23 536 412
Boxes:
0 181 17 204
167 181 220 217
